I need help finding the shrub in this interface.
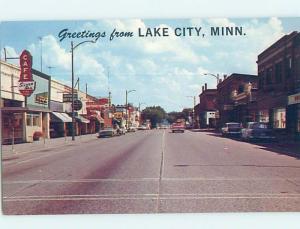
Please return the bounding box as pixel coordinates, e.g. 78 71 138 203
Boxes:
33 131 43 141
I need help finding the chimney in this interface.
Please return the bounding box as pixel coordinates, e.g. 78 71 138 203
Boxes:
223 74 227 80
202 86 204 92
205 83 207 90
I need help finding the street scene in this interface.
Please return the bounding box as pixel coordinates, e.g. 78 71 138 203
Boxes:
1 18 300 214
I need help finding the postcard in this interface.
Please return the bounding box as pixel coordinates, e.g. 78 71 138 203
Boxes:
1 17 300 215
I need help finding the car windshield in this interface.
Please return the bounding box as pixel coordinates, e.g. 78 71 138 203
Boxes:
227 123 241 128
251 123 268 129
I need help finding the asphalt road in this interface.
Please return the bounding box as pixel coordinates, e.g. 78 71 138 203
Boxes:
2 129 300 214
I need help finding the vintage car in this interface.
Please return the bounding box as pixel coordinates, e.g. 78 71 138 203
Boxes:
171 121 185 133
221 122 242 137
241 122 276 141
98 128 117 138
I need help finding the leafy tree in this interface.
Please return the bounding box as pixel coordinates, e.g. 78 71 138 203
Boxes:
166 111 184 124
166 109 192 124
141 106 166 128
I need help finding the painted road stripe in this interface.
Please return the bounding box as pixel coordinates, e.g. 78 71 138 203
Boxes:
4 195 300 202
3 177 300 185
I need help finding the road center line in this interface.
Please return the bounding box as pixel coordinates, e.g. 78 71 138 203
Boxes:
156 130 166 212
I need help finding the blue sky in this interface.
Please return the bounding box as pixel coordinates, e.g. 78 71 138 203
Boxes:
1 18 299 112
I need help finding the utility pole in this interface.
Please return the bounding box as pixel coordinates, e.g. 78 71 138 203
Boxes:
71 41 75 141
125 89 136 129
125 90 128 129
38 36 43 72
107 67 111 107
70 39 96 141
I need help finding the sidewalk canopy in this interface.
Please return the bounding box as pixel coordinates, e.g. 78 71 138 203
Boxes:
75 115 90 123
89 114 104 123
51 112 72 123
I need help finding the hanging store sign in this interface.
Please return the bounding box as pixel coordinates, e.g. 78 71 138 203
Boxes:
72 99 83 111
63 93 78 102
288 92 300 105
18 50 36 96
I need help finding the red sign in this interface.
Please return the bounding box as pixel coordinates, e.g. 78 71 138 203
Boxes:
99 98 109 105
18 50 35 96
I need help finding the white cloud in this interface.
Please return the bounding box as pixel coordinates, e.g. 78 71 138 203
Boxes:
5 18 290 112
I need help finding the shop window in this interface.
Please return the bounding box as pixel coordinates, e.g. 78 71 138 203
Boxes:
258 110 269 123
32 114 40 127
273 108 286 129
3 116 10 128
26 114 32 126
26 113 40 127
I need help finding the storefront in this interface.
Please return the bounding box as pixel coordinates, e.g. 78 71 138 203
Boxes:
257 109 269 123
85 113 104 134
273 108 286 129
288 92 300 139
74 114 90 135
50 112 72 138
24 69 51 142
1 107 25 144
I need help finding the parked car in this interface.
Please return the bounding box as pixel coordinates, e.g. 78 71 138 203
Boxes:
138 125 148 130
241 122 276 141
171 121 185 133
127 126 137 132
117 127 126 135
98 128 117 138
221 122 242 137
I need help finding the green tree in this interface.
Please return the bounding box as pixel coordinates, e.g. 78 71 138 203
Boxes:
166 111 184 124
141 106 166 128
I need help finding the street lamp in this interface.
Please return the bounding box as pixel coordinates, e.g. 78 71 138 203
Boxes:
38 36 43 72
186 96 196 128
71 40 96 141
203 73 220 85
125 89 136 129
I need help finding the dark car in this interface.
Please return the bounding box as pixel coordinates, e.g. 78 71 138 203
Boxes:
221 122 242 137
241 122 276 141
98 128 117 138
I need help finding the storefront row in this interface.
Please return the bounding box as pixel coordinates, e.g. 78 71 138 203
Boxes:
1 110 104 144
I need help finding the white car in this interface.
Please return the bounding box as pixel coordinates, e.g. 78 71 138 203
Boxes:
221 122 242 137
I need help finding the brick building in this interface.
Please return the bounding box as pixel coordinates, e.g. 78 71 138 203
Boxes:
256 31 300 139
198 83 218 128
216 73 258 127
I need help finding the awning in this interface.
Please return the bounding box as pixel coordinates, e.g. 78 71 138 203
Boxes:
1 106 51 112
75 115 90 124
51 112 72 123
89 114 104 123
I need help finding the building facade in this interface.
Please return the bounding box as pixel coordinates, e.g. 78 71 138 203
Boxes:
0 61 51 143
216 73 258 128
198 83 218 128
256 31 300 139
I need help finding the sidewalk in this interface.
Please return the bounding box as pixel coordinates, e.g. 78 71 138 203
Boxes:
1 133 98 160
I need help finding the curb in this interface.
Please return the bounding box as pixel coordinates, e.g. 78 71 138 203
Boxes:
1 136 99 158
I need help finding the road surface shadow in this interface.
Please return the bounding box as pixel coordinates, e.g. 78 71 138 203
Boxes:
206 133 300 160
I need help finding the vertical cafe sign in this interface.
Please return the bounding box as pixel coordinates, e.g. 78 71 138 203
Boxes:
18 50 36 96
